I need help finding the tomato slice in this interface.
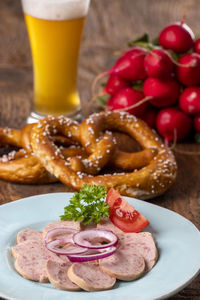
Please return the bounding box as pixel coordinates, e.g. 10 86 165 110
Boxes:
106 188 150 233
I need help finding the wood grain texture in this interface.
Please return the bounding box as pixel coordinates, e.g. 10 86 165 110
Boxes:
0 0 200 299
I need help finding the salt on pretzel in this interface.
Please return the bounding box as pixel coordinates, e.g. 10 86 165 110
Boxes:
20 124 79 152
78 114 158 172
0 126 58 184
0 128 22 147
30 112 177 199
0 123 86 184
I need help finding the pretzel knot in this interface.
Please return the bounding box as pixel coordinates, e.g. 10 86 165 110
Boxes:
30 112 177 199
0 123 86 184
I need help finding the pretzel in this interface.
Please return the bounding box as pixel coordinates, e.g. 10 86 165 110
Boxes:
0 126 58 184
77 114 158 172
30 112 177 199
0 124 86 184
20 124 78 152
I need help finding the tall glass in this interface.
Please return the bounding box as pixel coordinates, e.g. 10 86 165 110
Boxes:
21 0 90 123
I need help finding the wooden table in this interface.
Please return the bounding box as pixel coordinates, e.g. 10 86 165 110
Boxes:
0 0 199 299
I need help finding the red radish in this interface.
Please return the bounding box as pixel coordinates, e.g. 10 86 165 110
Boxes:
143 77 180 107
104 74 130 95
194 114 200 133
176 53 200 86
156 108 192 142
110 47 147 81
141 106 157 128
93 48 147 93
159 22 194 53
194 38 200 54
106 87 147 117
179 87 200 114
144 48 174 78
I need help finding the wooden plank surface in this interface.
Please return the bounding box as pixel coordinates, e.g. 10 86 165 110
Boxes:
0 0 199 299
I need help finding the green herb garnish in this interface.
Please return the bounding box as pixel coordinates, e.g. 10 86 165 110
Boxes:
60 185 110 225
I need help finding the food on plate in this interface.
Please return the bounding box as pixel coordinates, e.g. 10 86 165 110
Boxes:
117 232 158 271
97 218 125 235
12 238 63 282
43 220 81 237
11 186 158 291
106 188 149 232
0 111 177 199
99 249 145 281
46 260 80 291
12 221 157 290
68 261 116 291
16 228 42 243
92 21 200 142
60 185 110 225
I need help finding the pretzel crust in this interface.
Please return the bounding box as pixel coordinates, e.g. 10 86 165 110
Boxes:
0 127 58 184
0 124 85 184
30 112 177 199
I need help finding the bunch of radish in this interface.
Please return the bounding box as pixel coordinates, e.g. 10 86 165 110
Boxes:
94 20 200 143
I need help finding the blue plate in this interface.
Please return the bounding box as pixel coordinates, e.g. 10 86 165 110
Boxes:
0 193 199 300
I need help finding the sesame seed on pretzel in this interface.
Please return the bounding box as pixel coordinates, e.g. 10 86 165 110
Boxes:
30 112 177 199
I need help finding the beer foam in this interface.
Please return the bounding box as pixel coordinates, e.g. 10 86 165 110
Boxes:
21 0 90 20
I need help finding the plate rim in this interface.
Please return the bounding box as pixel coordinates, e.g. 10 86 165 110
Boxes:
0 192 199 300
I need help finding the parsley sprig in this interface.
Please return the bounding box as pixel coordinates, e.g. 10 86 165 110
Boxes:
60 185 110 225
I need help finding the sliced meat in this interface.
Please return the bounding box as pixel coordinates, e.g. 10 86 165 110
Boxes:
12 239 62 282
99 250 145 281
43 220 81 239
16 228 42 244
46 260 80 291
15 254 49 283
97 218 124 235
118 232 158 271
68 262 116 291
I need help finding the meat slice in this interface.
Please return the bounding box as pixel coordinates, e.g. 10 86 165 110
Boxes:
99 250 145 281
12 239 62 282
68 262 116 291
97 218 124 235
43 220 81 239
16 228 42 244
46 260 80 291
118 232 158 271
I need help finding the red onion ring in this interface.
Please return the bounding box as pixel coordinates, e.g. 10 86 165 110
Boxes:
45 227 78 244
73 229 118 249
45 227 118 262
67 246 117 262
46 238 88 255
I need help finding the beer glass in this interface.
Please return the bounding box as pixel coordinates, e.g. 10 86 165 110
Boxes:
21 0 90 123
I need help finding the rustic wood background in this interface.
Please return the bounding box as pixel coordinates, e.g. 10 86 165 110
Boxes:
0 0 199 299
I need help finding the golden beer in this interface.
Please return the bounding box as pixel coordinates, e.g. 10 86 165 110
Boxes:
21 0 90 118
